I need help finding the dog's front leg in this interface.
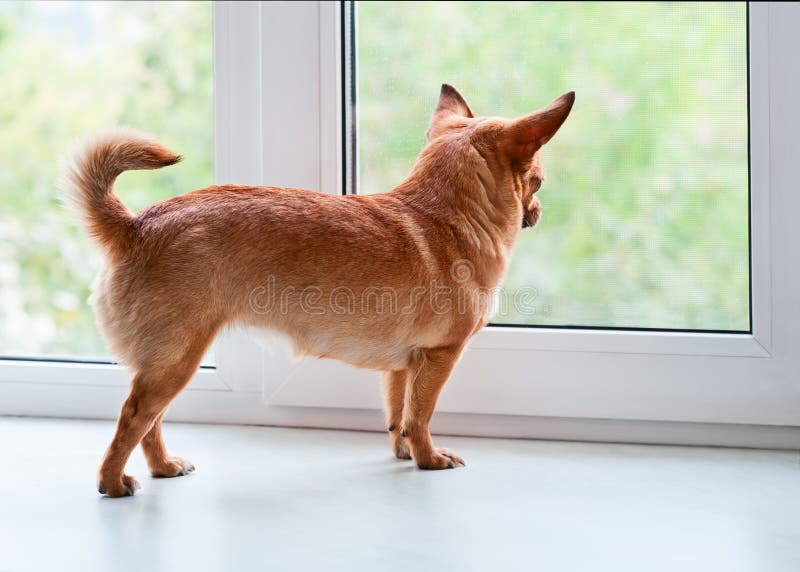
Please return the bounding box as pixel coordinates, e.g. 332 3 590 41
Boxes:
381 369 412 460
401 345 466 470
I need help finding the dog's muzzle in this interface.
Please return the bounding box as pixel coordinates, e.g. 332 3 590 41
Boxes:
522 196 542 229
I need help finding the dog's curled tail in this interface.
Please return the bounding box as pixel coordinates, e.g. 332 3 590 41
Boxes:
59 127 181 257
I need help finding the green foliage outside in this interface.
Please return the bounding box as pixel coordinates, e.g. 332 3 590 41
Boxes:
0 1 212 357
357 1 749 330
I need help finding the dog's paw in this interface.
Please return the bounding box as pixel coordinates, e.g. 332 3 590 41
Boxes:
415 448 466 470
98 473 141 497
149 456 196 478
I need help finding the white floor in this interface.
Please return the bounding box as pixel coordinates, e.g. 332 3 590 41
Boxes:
0 418 798 572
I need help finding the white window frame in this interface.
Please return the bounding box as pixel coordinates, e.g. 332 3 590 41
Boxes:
2 2 798 448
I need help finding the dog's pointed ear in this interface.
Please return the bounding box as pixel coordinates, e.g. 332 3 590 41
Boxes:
506 91 575 163
435 84 474 118
427 84 474 141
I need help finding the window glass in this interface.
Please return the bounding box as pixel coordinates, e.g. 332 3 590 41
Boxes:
353 1 749 331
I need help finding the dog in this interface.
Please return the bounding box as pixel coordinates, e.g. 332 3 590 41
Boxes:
61 84 574 497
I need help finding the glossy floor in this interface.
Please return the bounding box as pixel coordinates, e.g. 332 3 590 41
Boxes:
0 417 798 572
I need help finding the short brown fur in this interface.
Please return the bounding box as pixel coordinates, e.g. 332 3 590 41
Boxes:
61 86 574 496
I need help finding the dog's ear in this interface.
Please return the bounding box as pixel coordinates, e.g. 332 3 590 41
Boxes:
426 84 474 140
505 91 575 163
434 84 473 118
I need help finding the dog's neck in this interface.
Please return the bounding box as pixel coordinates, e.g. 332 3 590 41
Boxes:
391 140 523 269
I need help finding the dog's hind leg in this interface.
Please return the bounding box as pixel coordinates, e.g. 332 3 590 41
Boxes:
401 345 466 470
381 369 412 460
97 329 215 497
141 412 195 477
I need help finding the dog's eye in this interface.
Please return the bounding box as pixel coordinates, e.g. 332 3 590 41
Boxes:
528 173 543 192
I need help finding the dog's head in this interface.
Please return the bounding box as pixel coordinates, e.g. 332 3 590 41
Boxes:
425 84 574 230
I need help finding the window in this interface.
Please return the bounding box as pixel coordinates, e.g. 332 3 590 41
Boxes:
3 2 799 445
256 1 793 433
348 1 749 332
0 1 213 359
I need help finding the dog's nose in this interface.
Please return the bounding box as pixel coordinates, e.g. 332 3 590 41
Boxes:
522 216 531 229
